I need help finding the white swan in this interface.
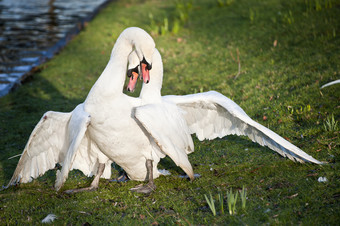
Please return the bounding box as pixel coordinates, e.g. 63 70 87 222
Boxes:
7 28 155 190
127 49 323 166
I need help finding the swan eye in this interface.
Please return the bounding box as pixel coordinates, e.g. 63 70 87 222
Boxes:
127 66 139 78
127 69 133 78
141 57 152 70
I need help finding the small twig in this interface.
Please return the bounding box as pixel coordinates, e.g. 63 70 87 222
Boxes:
230 50 236 62
8 154 22 160
177 214 192 226
144 207 155 220
234 48 241 79
230 48 241 79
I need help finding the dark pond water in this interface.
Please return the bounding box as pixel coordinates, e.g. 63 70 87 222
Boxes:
0 0 110 97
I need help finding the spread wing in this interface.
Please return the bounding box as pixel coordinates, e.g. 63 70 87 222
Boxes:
134 102 195 180
7 104 112 190
7 111 72 187
163 91 323 164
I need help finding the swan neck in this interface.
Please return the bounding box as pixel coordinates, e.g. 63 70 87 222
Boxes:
140 49 163 103
140 85 162 103
86 37 132 102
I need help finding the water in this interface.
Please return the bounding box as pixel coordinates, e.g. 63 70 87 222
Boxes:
0 0 110 97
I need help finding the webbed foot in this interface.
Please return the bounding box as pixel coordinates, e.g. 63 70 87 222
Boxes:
63 163 105 194
64 186 98 194
130 182 156 194
129 159 156 194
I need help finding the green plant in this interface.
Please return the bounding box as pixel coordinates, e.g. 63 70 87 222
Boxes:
305 0 333 13
148 13 159 36
249 8 255 23
323 114 338 132
160 17 169 36
287 104 312 121
204 193 217 216
217 0 234 7
218 191 224 214
239 186 247 210
227 188 238 215
315 0 322 11
172 19 180 34
282 10 295 25
217 0 224 7
148 0 193 36
175 0 192 23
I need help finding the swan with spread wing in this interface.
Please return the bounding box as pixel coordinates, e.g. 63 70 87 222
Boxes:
127 49 323 168
7 27 158 193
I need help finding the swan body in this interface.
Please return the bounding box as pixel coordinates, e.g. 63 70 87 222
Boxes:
127 49 323 165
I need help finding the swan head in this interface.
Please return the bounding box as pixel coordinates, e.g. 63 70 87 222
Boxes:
127 48 163 93
127 51 140 92
115 27 155 84
128 27 155 84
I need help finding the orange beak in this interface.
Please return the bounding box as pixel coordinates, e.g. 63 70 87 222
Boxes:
141 63 150 84
127 71 139 92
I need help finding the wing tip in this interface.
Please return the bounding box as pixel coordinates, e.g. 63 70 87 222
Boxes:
292 155 325 165
54 170 63 191
308 159 327 165
5 174 21 189
180 163 195 181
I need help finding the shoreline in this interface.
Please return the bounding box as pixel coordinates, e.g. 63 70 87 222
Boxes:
0 0 113 97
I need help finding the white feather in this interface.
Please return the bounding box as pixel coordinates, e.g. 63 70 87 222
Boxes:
158 169 171 176
320 79 340 89
41 214 57 223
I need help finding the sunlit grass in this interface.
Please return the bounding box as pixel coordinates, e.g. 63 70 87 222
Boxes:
0 0 339 224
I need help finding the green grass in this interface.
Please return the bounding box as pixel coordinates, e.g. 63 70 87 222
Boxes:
0 0 339 224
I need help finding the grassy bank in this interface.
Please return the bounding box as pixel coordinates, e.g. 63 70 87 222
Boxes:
0 0 339 224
